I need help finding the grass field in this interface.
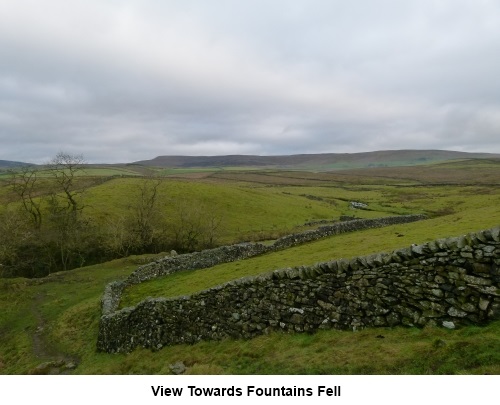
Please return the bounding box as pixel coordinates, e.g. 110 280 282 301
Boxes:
119 204 500 308
1 159 500 375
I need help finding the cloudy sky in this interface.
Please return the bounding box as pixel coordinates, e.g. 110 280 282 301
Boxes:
1 0 500 163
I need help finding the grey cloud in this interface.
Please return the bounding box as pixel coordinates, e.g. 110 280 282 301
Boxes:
1 0 500 163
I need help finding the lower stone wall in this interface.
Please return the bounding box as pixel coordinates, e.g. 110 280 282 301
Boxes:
97 226 500 353
101 215 426 314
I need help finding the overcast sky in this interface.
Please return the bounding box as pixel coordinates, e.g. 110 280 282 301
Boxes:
1 0 500 163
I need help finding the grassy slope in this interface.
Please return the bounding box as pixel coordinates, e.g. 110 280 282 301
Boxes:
120 201 500 307
83 177 393 243
1 160 500 375
0 256 150 374
1 174 366 243
3 263 500 375
134 150 500 171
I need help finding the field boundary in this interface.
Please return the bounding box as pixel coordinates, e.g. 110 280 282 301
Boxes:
97 225 500 353
100 214 427 316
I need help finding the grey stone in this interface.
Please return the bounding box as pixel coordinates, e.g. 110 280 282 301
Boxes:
475 286 500 296
491 227 500 242
463 275 492 286
169 361 187 375
442 321 455 329
460 303 477 313
483 245 496 254
479 298 490 311
448 307 468 318
411 244 425 255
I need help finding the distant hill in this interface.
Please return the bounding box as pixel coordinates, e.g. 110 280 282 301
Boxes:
133 150 500 170
0 160 34 169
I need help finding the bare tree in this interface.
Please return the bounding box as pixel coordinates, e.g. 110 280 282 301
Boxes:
104 215 136 257
171 201 203 251
127 175 167 252
170 200 223 251
8 165 43 229
47 151 86 215
202 207 223 248
45 152 90 271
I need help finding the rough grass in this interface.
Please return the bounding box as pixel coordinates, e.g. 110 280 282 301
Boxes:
83 177 395 243
1 162 500 375
79 321 500 374
120 203 500 307
4 262 499 376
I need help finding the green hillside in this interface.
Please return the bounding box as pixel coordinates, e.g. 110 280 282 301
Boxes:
120 186 500 307
134 150 500 171
1 159 500 375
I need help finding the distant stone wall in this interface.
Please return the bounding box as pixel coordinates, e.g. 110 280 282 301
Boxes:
97 226 500 353
101 243 270 314
100 215 426 315
271 215 426 250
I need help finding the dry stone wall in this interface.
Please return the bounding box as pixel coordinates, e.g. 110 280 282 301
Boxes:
97 226 500 353
101 215 427 315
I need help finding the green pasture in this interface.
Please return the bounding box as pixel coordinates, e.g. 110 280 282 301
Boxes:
296 157 448 171
154 166 271 176
1 160 500 375
0 166 142 179
82 167 143 177
0 254 162 374
83 177 398 243
2 213 500 374
120 202 500 307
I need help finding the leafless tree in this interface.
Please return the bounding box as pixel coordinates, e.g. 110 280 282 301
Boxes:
8 165 43 229
45 152 90 271
128 175 167 252
104 215 136 257
170 200 223 251
47 151 87 215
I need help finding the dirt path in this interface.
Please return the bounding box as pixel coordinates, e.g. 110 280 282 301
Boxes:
29 292 79 375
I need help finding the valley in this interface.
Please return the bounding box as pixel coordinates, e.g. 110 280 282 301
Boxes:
0 154 499 374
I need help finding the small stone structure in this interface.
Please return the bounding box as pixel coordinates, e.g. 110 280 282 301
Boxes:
350 201 368 209
97 218 499 353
